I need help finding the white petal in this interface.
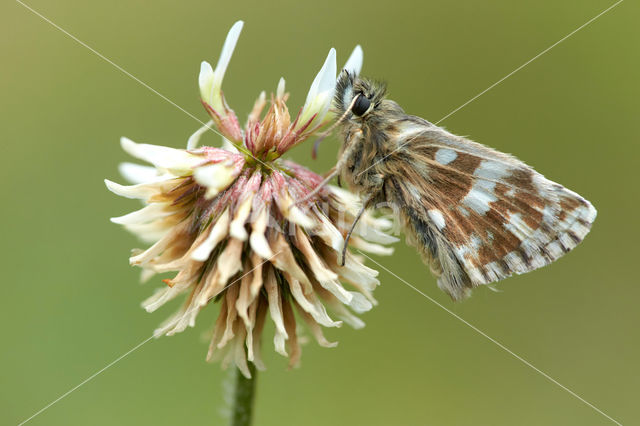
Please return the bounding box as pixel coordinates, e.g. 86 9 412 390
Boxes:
110 202 172 225
192 210 230 261
214 21 243 87
276 77 285 99
186 120 214 150
298 48 337 127
198 61 215 105
288 278 341 328
120 137 200 173
221 136 238 153
104 179 157 200
343 45 363 76
347 291 373 313
275 192 315 229
249 208 273 259
348 236 395 256
199 21 243 112
314 211 344 252
118 163 165 184
229 197 253 240
193 163 236 199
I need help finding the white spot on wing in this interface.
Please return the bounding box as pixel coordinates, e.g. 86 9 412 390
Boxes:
473 160 511 180
428 209 446 230
435 148 457 165
463 187 497 215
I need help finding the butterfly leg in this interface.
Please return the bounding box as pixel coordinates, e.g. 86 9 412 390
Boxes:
292 133 363 210
340 194 372 266
292 167 339 208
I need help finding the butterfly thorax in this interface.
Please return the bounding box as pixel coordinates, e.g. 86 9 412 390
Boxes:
337 99 410 201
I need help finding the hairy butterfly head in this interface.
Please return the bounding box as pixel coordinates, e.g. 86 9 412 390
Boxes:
334 70 391 121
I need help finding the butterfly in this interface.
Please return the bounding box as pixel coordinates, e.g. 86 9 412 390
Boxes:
306 70 597 300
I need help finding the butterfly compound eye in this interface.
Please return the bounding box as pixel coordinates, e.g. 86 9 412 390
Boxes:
351 95 371 116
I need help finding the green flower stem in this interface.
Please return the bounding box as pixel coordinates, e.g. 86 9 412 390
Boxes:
231 364 257 426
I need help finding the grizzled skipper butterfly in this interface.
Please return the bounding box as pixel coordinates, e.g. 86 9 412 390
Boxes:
307 70 596 301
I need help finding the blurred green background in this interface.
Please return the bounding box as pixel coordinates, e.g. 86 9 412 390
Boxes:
2 0 638 425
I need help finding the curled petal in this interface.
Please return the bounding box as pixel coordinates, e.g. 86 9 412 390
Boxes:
120 137 201 174
186 120 214 150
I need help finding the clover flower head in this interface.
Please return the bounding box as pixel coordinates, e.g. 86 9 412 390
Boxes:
106 21 394 377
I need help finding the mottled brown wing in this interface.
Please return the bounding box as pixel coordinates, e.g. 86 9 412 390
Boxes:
385 120 596 300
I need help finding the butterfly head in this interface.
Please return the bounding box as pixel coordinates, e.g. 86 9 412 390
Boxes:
334 70 389 121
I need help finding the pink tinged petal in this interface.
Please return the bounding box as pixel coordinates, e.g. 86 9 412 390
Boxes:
294 227 352 304
191 209 230 261
293 302 338 348
120 137 202 174
263 268 288 356
186 120 214 150
343 45 363 76
249 207 273 259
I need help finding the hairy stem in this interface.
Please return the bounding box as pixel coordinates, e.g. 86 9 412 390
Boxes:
230 364 257 426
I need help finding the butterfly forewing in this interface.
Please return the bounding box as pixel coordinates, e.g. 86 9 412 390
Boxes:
382 121 596 299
